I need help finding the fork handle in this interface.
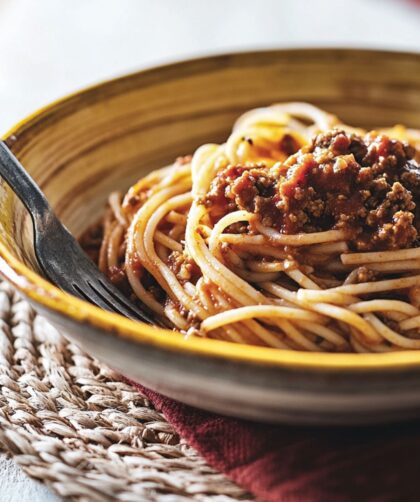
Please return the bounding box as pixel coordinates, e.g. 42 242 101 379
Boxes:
0 141 52 223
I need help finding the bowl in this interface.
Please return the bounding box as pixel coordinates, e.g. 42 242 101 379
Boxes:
2 48 420 425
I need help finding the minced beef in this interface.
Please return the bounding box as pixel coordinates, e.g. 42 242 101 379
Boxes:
167 251 200 282
205 164 281 226
204 129 420 251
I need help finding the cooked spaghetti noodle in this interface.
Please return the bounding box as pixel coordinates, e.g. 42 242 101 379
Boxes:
81 103 420 353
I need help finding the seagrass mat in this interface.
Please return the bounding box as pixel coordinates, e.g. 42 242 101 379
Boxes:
0 279 252 501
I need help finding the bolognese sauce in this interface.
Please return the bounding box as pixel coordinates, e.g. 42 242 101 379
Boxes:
80 103 420 353
205 130 419 251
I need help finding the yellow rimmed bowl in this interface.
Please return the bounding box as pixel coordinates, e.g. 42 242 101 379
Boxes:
2 48 420 425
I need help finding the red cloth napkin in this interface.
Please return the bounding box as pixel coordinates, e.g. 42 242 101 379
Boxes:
126 382 420 501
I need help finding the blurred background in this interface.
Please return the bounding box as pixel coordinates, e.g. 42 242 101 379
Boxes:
1 0 420 134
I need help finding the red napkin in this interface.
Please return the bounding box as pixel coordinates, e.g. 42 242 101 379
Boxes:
127 381 420 502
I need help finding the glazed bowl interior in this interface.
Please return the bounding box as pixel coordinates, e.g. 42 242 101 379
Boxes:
2 48 420 372
6 49 420 244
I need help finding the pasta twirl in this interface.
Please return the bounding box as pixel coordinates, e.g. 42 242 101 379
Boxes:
81 103 420 353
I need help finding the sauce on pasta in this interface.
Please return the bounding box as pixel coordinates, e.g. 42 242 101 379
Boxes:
81 103 420 353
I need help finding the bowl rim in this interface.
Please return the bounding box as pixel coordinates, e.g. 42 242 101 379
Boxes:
2 47 420 372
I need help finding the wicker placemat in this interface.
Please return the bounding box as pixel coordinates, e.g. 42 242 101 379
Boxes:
0 279 252 501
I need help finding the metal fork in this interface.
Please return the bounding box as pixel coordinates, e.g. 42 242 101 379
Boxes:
0 141 156 324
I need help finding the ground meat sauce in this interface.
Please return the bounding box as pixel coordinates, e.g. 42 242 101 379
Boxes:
205 129 420 251
167 251 201 283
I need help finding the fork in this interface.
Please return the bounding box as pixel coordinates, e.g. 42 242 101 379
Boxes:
0 141 156 324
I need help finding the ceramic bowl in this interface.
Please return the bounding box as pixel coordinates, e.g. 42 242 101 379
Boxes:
2 48 420 425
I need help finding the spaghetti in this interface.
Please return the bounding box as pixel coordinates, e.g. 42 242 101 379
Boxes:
81 103 420 353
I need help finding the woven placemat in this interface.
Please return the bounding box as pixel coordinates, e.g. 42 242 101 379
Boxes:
0 279 252 502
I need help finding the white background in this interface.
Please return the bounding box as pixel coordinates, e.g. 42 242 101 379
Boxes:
1 0 420 133
1 0 420 500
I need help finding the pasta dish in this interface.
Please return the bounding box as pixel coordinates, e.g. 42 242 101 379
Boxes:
81 103 420 353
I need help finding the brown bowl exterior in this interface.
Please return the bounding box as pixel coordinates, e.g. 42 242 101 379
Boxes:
2 49 420 424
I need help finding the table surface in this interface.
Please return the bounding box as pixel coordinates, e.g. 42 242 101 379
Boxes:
1 0 420 500
0 451 60 502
